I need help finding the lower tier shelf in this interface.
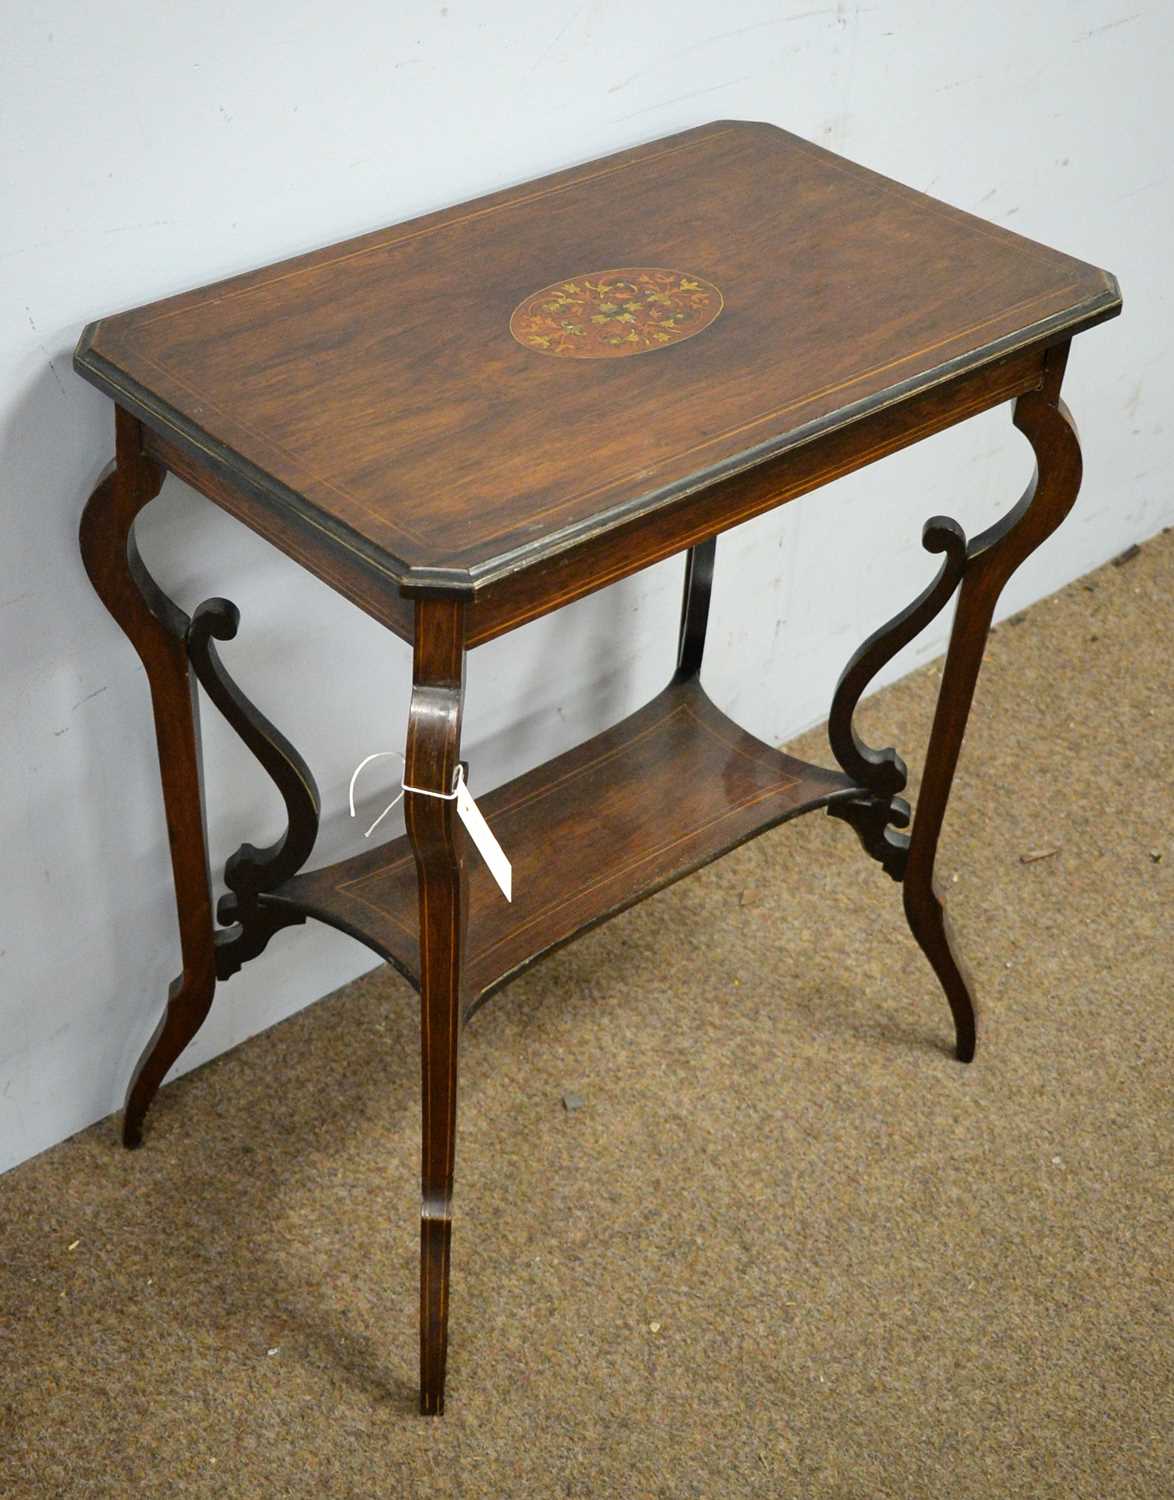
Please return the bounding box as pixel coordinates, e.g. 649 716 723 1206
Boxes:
264 676 861 1013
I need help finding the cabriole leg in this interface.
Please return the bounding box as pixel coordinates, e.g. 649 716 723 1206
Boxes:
904 345 1082 1060
403 598 468 1415
829 343 1082 1059
79 408 217 1147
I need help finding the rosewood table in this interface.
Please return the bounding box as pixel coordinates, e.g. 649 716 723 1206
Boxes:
74 121 1120 1414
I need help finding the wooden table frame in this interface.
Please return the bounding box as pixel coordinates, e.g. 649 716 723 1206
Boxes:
74 122 1119 1414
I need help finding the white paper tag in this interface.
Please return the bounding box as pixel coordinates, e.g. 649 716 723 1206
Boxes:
349 751 512 902
455 775 512 902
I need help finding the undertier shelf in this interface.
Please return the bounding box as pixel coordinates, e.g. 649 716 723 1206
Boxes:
266 678 860 1010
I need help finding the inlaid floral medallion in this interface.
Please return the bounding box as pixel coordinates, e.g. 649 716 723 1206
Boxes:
510 268 723 359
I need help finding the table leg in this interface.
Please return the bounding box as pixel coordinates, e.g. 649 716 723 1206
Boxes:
403 598 468 1415
79 408 217 1147
673 535 716 682
904 345 1082 1059
828 343 1082 1058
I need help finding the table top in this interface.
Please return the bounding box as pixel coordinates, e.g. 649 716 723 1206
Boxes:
75 120 1118 594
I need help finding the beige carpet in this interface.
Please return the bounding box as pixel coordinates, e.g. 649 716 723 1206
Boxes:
1 531 1170 1498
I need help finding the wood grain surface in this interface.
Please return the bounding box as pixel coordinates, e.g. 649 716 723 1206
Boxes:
74 121 1118 593
264 676 858 1008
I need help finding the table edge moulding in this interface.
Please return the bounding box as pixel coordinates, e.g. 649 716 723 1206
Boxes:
73 118 1121 1415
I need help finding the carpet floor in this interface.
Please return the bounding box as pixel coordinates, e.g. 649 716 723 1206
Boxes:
1 531 1170 1498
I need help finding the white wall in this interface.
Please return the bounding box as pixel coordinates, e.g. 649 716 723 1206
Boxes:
2 1 1168 1173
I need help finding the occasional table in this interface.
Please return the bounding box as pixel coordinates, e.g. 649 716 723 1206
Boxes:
74 121 1120 1414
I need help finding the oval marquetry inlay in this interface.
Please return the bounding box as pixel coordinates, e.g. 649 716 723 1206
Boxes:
509 268 723 359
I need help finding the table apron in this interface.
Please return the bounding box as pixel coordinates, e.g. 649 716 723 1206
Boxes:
141 427 418 645
139 340 1049 653
461 342 1049 647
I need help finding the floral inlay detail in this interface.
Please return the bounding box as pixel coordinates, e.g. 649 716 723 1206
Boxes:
509 268 723 359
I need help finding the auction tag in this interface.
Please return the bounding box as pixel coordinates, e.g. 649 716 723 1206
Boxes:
454 772 512 903
350 751 512 903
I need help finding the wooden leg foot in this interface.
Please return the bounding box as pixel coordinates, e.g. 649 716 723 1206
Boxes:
903 879 976 1062
419 1209 453 1415
122 966 217 1147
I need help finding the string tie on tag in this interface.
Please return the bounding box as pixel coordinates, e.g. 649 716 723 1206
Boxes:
347 751 405 838
349 752 512 902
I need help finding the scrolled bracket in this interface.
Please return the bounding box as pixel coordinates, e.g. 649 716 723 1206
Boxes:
827 793 911 882
827 516 968 875
187 598 321 979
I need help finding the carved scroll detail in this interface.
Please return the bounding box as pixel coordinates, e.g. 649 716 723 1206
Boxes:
186 598 321 978
827 517 967 879
828 791 913 881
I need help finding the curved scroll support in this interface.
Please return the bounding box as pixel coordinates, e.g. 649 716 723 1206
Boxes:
827 516 967 879
79 409 217 1148
904 347 1083 1062
829 516 968 796
186 599 321 979
403 599 468 1416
